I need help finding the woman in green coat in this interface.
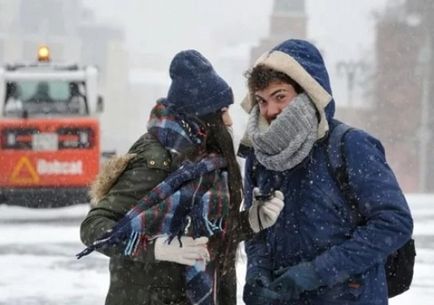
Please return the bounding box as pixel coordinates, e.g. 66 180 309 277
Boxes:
79 50 284 305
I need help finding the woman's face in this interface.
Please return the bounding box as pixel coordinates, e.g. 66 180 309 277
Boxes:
221 107 233 127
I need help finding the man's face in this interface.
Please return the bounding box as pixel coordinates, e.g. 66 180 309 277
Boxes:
254 80 298 123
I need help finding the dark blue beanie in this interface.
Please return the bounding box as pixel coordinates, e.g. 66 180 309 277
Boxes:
166 50 233 117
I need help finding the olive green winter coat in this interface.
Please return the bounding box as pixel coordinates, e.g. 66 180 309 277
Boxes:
80 133 251 305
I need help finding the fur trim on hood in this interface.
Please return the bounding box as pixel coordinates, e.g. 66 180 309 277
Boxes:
89 154 136 206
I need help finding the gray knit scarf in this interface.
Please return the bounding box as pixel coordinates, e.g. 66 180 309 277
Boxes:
247 93 319 171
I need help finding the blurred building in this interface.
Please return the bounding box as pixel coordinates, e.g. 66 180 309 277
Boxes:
250 0 307 65
0 0 124 79
372 0 434 192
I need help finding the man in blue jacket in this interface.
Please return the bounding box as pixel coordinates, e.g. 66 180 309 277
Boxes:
239 39 413 305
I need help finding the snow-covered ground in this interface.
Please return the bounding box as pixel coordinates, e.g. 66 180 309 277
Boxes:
0 194 433 305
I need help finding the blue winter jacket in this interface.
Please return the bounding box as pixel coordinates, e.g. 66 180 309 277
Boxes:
241 39 413 305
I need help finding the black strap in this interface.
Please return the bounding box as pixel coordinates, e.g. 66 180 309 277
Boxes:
327 122 354 195
326 122 362 221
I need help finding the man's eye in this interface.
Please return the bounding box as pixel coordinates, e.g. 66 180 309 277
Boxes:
276 94 286 101
256 97 265 105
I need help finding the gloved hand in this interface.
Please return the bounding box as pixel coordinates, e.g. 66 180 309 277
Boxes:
154 235 210 266
243 275 282 305
249 188 284 233
268 262 324 300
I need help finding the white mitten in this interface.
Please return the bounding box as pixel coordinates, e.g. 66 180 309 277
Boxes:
248 188 284 233
154 235 210 266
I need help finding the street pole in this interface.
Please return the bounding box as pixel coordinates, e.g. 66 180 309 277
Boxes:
418 35 431 192
336 61 366 106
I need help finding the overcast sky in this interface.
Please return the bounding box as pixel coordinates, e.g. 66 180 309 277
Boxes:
82 0 391 99
83 0 389 59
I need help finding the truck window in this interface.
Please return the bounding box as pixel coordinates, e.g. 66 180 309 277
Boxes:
18 81 69 101
4 80 88 116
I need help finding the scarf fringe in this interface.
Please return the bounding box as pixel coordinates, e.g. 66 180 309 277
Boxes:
124 232 150 256
167 215 224 246
204 217 223 235
75 235 112 259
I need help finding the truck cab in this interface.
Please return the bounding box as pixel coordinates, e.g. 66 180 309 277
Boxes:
0 46 103 207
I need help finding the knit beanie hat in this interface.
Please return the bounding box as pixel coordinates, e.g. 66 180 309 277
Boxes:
165 50 233 117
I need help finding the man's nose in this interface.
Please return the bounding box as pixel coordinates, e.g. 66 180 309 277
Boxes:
265 104 281 122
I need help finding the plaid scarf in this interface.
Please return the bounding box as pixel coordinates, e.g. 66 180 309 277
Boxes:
77 101 231 305
148 99 208 159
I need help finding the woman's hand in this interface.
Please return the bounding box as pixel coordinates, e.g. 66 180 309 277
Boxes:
154 235 210 266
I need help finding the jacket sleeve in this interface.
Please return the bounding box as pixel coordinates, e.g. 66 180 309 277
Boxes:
313 129 414 286
80 135 171 263
243 154 274 282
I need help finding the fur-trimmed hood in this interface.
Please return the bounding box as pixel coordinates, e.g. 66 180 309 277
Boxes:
89 154 136 206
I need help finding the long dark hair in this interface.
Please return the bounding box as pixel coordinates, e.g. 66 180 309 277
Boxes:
199 111 243 275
